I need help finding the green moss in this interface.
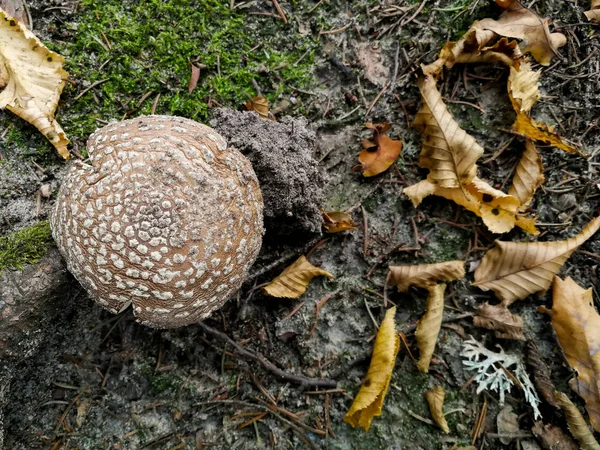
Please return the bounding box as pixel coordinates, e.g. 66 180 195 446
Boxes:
425 225 470 262
48 0 317 143
0 221 54 272
150 372 182 394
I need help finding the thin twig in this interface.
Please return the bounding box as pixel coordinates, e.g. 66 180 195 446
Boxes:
271 0 287 23
74 79 109 100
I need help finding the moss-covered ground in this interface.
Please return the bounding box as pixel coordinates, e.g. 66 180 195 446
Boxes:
0 221 53 271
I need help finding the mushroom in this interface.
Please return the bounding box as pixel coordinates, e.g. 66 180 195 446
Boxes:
51 115 264 328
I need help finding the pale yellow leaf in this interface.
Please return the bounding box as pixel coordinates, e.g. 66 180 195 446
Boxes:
585 0 600 23
555 391 600 450
0 8 69 158
245 96 272 120
388 260 464 292
344 307 399 431
425 386 450 433
416 284 446 373
508 140 545 210
512 109 579 155
262 255 334 299
403 179 436 208
508 62 541 114
474 302 524 340
473 215 600 304
540 277 600 432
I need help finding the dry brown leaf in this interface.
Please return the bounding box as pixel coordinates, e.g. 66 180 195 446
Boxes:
508 140 545 210
474 302 524 340
554 392 600 450
245 96 272 120
526 340 558 408
388 260 465 292
344 307 399 431
532 421 579 450
425 386 450 433
262 255 334 299
356 122 402 177
497 405 520 445
540 277 600 431
416 283 446 373
322 211 358 233
0 8 69 158
473 215 600 304
585 0 600 23
188 63 200 93
475 0 567 66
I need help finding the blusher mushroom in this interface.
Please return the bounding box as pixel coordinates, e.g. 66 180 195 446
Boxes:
51 115 264 328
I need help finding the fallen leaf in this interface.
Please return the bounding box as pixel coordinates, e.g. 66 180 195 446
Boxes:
344 307 399 431
322 211 358 233
425 386 450 433
416 284 446 373
508 140 545 210
512 109 579 154
474 302 524 340
526 340 558 408
188 63 200 93
0 8 69 158
554 391 600 450
388 260 465 292
497 405 520 445
540 277 600 431
475 0 567 66
245 96 271 120
357 122 402 177
532 421 579 450
262 255 334 299
473 215 600 304
508 62 541 114
0 0 30 27
585 0 600 23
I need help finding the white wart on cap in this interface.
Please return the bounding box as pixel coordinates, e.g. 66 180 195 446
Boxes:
51 115 264 328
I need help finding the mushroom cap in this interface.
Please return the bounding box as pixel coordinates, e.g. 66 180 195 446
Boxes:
51 115 264 328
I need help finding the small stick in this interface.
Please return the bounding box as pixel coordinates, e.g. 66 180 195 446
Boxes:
151 93 161 114
197 321 337 388
271 0 287 23
319 22 352 35
303 388 346 395
100 30 112 50
365 80 391 116
281 301 305 321
472 397 488 445
74 78 109 100
309 289 342 337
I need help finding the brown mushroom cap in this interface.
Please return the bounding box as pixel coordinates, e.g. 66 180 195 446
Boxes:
51 115 264 328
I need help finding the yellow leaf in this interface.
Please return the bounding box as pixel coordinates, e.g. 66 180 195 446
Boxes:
416 284 446 373
473 215 600 304
388 260 464 292
357 122 402 177
245 96 272 120
344 307 399 431
322 211 358 233
0 8 70 158
262 256 334 299
555 391 600 450
585 0 600 23
475 0 566 66
508 140 545 210
474 302 524 340
425 386 450 433
412 75 482 189
508 62 541 114
403 179 437 208
540 277 600 432
512 108 579 155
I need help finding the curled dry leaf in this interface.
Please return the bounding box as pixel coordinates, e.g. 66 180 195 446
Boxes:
416 284 446 373
0 8 69 158
322 211 358 233
532 421 579 450
262 255 334 299
388 260 465 292
526 340 558 408
356 122 403 177
473 215 600 304
245 96 272 120
475 0 566 66
554 392 600 450
585 0 600 23
540 277 600 431
508 140 545 211
474 302 524 340
512 111 579 154
344 307 399 431
424 386 450 433
508 63 541 114
188 63 201 93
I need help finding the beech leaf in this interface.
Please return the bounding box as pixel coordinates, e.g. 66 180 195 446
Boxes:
357 122 402 177
388 260 465 292
424 386 450 433
245 96 272 120
512 109 579 154
416 284 446 373
344 307 399 431
508 140 545 210
474 302 524 340
585 0 600 23
0 8 69 158
473 215 600 304
262 255 334 299
540 277 600 432
554 392 600 450
508 62 541 114
322 211 358 233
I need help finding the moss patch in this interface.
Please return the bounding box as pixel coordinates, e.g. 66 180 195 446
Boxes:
0 221 54 271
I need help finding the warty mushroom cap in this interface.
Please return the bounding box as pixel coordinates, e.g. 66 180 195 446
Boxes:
51 115 264 328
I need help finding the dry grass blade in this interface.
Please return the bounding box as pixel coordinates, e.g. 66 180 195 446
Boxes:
388 260 465 292
473 215 600 304
508 140 545 210
473 302 524 340
555 392 600 450
424 386 450 433
540 277 600 431
262 256 334 298
416 284 446 373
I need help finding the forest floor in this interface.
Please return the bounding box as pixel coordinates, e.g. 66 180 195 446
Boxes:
1 0 599 449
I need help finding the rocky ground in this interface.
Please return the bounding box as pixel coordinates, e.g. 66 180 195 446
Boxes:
1 0 599 449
